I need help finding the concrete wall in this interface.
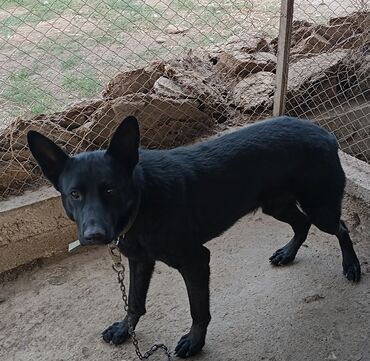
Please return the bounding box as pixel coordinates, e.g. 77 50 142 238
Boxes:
0 151 369 274
0 187 76 273
340 151 370 248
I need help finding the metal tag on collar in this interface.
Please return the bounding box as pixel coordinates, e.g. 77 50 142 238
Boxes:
115 232 125 246
68 239 81 252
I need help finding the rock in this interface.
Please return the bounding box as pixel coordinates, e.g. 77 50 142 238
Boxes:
315 102 370 162
337 33 368 49
153 76 191 99
287 45 369 162
166 25 189 34
3 118 89 153
82 96 144 147
291 32 332 56
353 46 370 94
291 26 314 46
289 50 349 87
155 36 167 43
292 19 312 30
85 93 213 149
102 62 165 98
334 43 369 96
208 34 272 59
1 149 29 163
0 162 34 193
315 23 356 44
329 11 370 32
287 50 349 113
273 12 369 56
233 72 275 113
215 51 276 78
271 23 313 53
33 99 104 131
274 11 369 56
163 56 233 122
3 99 105 134
223 33 271 53
343 42 370 86
0 99 104 196
74 120 94 139
139 95 214 148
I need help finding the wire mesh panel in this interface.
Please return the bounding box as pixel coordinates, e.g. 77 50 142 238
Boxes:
0 0 368 200
284 0 369 163
0 0 282 198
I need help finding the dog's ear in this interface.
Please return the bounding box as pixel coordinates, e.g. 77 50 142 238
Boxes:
27 131 69 189
106 116 140 174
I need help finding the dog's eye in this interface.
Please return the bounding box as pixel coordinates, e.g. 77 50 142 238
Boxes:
106 188 114 194
70 190 81 200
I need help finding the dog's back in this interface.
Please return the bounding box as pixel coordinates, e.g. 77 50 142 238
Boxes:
137 116 344 242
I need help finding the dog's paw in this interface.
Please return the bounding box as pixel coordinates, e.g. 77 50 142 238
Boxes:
175 332 205 358
343 259 361 283
269 247 296 266
102 321 129 345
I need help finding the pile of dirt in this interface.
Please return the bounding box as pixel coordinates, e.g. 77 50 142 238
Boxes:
0 11 368 198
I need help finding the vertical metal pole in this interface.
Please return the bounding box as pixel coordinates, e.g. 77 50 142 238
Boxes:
273 0 294 117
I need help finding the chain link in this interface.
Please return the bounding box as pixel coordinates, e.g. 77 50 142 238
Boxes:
110 246 172 361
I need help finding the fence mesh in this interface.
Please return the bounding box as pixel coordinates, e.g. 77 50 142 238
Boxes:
0 0 368 199
287 0 369 164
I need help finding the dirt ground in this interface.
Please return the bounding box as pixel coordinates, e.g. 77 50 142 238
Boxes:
1 211 369 361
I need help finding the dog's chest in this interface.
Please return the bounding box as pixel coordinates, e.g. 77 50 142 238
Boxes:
118 233 185 268
118 235 148 261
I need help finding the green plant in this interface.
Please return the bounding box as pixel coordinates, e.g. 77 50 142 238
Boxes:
62 72 102 97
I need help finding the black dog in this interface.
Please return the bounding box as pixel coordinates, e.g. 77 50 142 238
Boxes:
27 116 361 358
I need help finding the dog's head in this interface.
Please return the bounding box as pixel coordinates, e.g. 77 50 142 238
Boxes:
27 116 140 246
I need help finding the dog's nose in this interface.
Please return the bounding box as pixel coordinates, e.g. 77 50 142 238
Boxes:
83 230 106 244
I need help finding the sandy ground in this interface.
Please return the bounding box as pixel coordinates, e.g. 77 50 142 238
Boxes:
1 211 369 361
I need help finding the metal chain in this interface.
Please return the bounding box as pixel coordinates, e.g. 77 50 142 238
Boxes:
109 245 173 361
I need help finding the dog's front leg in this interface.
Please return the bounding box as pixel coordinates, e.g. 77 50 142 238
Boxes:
175 246 211 358
102 257 155 345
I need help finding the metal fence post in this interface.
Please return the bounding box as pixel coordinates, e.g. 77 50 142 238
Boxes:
273 0 294 117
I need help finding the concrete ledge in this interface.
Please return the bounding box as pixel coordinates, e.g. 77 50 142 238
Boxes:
339 151 370 247
340 150 370 204
0 187 76 273
0 151 369 274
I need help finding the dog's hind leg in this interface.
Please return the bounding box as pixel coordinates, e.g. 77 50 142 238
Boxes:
336 220 361 282
308 204 361 282
102 258 155 345
175 246 211 358
263 199 311 266
299 185 361 282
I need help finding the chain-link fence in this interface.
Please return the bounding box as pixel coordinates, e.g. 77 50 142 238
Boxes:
0 0 368 199
286 0 369 164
